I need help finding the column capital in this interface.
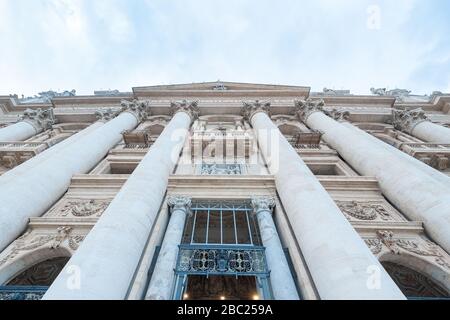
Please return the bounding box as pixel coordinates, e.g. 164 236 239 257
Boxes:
95 108 118 122
21 108 56 132
293 99 325 122
251 196 275 215
167 195 192 216
392 108 430 134
120 99 152 122
324 108 350 122
241 100 271 121
170 100 199 122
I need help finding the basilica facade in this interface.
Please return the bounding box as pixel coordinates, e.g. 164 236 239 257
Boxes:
0 81 449 300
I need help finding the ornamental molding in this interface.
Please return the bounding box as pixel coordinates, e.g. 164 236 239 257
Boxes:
46 199 110 218
120 99 152 122
167 195 192 216
336 201 393 221
293 99 325 122
364 230 450 270
21 108 56 132
251 196 275 215
241 100 271 121
0 227 85 267
95 108 117 122
392 108 429 134
170 100 199 122
324 108 350 122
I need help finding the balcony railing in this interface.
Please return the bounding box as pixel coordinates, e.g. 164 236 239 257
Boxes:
400 143 450 170
0 286 48 300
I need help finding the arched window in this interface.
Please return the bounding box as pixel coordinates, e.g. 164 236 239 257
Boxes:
0 257 69 300
382 261 450 299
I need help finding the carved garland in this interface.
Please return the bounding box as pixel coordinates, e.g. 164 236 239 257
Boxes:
0 227 85 267
364 231 450 270
336 201 392 221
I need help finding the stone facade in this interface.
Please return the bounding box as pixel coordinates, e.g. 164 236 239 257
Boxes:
0 81 449 300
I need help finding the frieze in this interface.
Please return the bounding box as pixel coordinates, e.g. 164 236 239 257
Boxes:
336 201 394 221
46 199 110 218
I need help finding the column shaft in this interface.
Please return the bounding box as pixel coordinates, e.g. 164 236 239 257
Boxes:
0 121 37 142
146 198 190 300
0 112 138 251
306 112 450 253
254 208 299 300
342 122 450 188
43 111 192 300
412 121 450 144
250 111 405 299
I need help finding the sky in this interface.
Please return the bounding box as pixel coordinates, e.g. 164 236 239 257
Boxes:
0 0 449 97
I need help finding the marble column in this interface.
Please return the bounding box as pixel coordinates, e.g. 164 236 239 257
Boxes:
296 99 450 254
341 122 450 189
146 196 192 300
393 108 450 144
242 101 405 300
44 100 198 300
0 108 56 142
0 101 149 252
0 109 115 184
251 196 299 300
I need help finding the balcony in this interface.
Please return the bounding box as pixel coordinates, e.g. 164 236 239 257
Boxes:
0 286 48 300
0 141 49 169
400 143 450 170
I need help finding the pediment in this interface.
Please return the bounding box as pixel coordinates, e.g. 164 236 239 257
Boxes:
133 81 310 93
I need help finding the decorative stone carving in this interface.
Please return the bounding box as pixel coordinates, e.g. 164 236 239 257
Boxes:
324 108 350 122
18 90 76 104
293 99 325 122
120 99 152 122
336 201 392 221
213 82 228 91
95 108 117 122
21 108 56 132
57 199 110 217
241 100 271 121
0 227 84 267
251 196 275 214
364 231 450 270
170 100 200 122
201 163 242 175
167 195 192 216
371 88 412 102
392 108 429 134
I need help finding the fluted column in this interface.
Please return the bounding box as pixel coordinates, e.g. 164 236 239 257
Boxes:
296 99 450 254
44 100 199 300
393 108 450 144
146 196 192 300
242 101 405 300
251 196 299 300
0 101 149 252
0 108 56 141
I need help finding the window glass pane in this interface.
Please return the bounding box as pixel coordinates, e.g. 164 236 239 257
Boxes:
249 213 262 246
193 210 208 243
222 211 236 244
235 211 251 244
207 210 221 244
182 213 194 244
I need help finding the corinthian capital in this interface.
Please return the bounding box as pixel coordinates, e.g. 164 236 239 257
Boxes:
324 108 350 122
392 108 429 134
294 99 325 122
95 108 117 122
251 196 275 215
241 100 271 121
21 108 56 132
120 99 152 122
170 100 199 122
167 195 192 216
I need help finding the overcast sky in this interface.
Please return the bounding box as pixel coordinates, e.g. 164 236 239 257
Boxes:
0 0 449 97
